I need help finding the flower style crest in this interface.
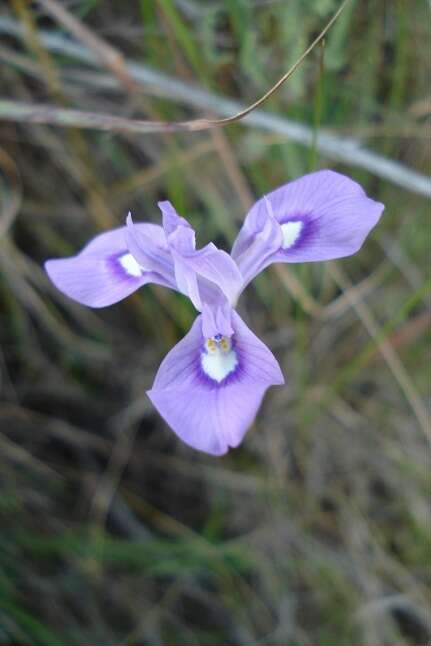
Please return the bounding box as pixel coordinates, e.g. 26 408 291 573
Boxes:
45 170 384 455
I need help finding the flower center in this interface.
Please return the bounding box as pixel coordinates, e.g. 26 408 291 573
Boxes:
201 335 238 383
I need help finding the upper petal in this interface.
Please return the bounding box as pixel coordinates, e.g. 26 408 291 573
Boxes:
201 301 234 338
157 200 202 309
125 214 177 286
45 222 176 308
147 310 284 455
232 170 384 285
158 201 244 308
231 196 283 286
179 241 244 307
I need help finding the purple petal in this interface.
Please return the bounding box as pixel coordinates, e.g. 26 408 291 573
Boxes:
45 223 175 308
231 196 283 286
201 302 234 338
169 225 203 310
157 201 202 309
158 201 244 307
125 214 177 287
179 242 243 306
159 199 191 237
232 170 384 284
147 310 284 455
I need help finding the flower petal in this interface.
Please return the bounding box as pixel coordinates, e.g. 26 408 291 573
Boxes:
45 223 175 308
201 302 233 338
125 214 177 286
157 200 202 309
147 310 284 455
158 201 244 307
231 196 283 286
179 241 244 306
232 170 384 284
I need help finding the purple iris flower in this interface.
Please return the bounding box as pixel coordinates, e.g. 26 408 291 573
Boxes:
45 170 384 455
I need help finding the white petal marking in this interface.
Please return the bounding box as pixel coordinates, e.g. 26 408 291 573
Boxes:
281 221 303 250
201 345 238 382
118 253 143 277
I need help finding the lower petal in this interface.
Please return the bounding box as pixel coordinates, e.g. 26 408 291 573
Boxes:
147 311 284 455
148 382 273 455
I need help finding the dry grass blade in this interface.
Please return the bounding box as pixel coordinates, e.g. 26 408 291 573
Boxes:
409 96 431 118
273 264 323 318
385 310 431 352
0 100 188 133
0 148 22 238
0 0 351 132
210 129 255 213
36 0 136 92
111 139 215 199
329 263 431 447
2 15 431 197
0 431 63 480
2 43 431 199
205 0 352 126
322 264 389 319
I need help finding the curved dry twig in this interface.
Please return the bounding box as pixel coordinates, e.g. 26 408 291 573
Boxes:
2 5 431 198
205 0 350 127
0 0 351 132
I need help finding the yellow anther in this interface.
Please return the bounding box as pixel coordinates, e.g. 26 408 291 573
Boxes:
205 335 232 355
205 338 217 353
220 337 231 352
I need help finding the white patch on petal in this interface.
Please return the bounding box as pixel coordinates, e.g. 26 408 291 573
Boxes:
202 336 238 383
119 253 143 277
281 221 303 250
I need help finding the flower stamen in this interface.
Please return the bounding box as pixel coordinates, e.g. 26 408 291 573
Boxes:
202 334 238 382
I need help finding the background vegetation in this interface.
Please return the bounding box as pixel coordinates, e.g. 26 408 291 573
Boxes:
1 0 431 644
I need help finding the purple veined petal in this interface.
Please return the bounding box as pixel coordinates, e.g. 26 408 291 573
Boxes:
201 302 234 338
168 224 203 310
158 200 244 307
45 222 176 308
159 199 191 237
231 196 283 287
180 241 244 306
232 170 385 285
85 221 166 255
156 201 202 309
125 213 177 286
147 309 284 456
